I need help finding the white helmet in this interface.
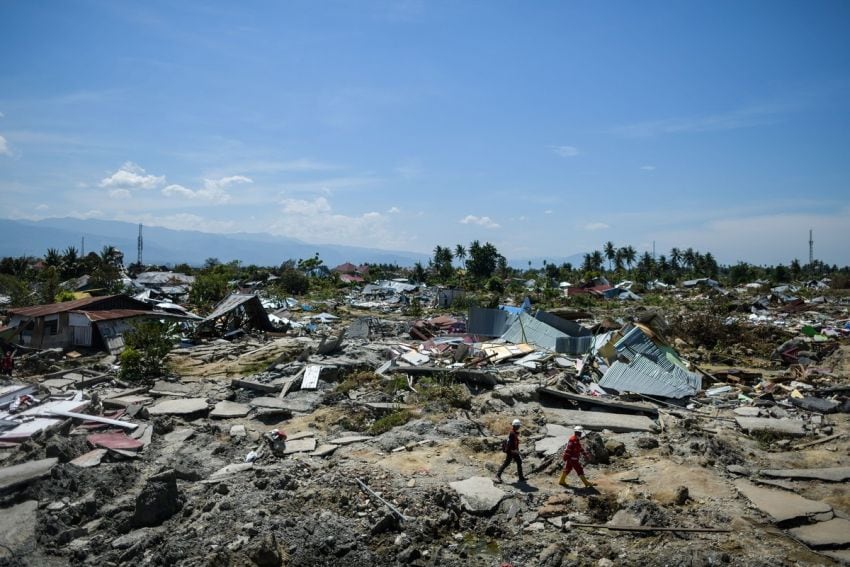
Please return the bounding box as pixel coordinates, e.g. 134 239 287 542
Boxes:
512 419 521 427
574 425 584 433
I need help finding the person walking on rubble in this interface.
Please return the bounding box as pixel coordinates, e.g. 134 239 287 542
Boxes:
1 350 13 377
495 419 526 484
559 425 594 488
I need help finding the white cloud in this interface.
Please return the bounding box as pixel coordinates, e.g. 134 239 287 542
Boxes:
99 162 164 190
640 165 656 171
35 204 48 211
551 145 579 158
269 196 407 249
388 206 401 214
109 189 132 199
544 209 554 215
460 215 500 229
0 135 10 156
0 111 4 118
162 184 195 198
584 222 610 231
280 196 332 215
518 215 527 221
161 175 251 204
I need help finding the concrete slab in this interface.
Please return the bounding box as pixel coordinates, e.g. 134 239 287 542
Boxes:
535 436 569 456
449 476 506 515
104 395 153 408
822 550 850 563
733 407 762 417
248 397 289 410
147 398 209 416
789 517 850 548
760 467 850 482
329 435 372 446
229 425 247 438
205 463 253 483
734 479 832 523
311 444 338 457
209 400 252 419
70 449 108 468
545 424 574 437
286 431 315 441
41 378 76 389
0 458 58 492
735 417 806 437
163 428 195 444
0 500 37 558
544 408 655 433
283 438 317 454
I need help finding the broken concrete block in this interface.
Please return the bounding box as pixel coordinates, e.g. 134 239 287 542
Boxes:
283 438 317 454
759 467 850 482
133 470 181 527
210 400 252 419
0 500 37 558
449 476 506 514
147 398 210 416
734 479 832 523
734 417 805 437
788 517 850 548
0 458 58 492
229 425 247 439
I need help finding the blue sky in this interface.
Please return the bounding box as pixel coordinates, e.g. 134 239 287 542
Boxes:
1 0 849 265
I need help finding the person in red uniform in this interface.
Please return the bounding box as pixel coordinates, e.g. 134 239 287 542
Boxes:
559 425 594 488
495 419 526 484
1 350 13 377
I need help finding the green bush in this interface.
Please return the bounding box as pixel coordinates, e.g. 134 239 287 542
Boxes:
119 319 175 381
369 409 413 435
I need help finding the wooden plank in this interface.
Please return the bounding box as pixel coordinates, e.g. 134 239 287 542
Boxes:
301 365 322 390
230 378 281 394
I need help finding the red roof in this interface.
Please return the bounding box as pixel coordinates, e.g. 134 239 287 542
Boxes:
333 262 359 274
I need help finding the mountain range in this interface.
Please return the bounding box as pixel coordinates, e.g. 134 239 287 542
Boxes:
0 217 585 270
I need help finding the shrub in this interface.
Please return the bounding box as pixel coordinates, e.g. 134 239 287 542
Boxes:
119 319 175 381
369 409 413 435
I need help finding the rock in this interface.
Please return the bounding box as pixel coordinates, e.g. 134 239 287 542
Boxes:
538 543 564 566
449 477 506 515
45 435 81 462
246 532 283 567
535 436 569 456
0 500 37 558
229 425 247 439
636 437 659 450
583 433 610 464
133 469 181 527
605 440 626 456
397 546 421 563
371 513 401 535
538 504 570 518
674 486 689 505
111 528 151 550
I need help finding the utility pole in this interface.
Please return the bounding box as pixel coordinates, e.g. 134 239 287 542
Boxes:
81 236 85 256
137 223 144 267
652 240 656 260
808 229 814 266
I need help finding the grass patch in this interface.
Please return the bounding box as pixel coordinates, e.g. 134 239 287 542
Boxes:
337 371 380 394
369 409 413 435
415 376 471 409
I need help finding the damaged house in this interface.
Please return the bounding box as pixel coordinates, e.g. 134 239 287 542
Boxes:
5 294 176 353
198 293 274 337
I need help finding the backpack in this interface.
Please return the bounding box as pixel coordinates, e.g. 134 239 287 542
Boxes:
501 435 511 453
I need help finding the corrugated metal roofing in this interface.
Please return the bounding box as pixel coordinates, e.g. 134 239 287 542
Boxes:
82 309 158 322
7 295 148 318
554 335 594 355
599 358 701 399
202 293 273 331
468 308 514 336
597 326 701 399
501 311 569 351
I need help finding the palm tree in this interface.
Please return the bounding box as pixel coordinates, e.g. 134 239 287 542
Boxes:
670 248 682 272
683 248 696 272
603 241 616 272
44 248 62 267
591 250 605 272
454 244 466 267
614 249 625 272
623 245 637 273
62 246 79 279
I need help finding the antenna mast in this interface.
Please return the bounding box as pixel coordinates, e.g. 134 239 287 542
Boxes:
808 229 813 266
137 223 144 266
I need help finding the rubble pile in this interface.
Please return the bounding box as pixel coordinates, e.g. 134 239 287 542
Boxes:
0 280 848 566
